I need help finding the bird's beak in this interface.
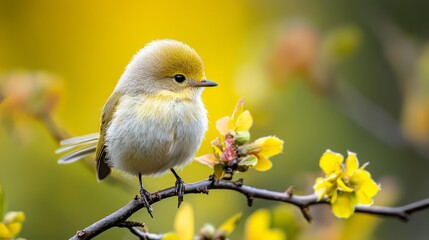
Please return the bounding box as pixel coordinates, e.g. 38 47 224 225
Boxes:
191 79 218 88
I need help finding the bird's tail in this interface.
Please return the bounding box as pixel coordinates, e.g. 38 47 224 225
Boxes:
56 133 99 164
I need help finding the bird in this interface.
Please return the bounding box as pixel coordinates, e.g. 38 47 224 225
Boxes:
56 39 217 217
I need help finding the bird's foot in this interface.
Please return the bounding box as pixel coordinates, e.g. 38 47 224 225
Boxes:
139 187 153 218
175 177 185 208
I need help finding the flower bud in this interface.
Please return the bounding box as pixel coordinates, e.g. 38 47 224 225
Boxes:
199 224 215 239
235 131 250 145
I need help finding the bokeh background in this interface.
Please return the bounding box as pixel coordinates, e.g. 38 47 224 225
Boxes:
1 0 429 239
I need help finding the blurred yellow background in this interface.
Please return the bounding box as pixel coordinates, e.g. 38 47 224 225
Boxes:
1 0 429 239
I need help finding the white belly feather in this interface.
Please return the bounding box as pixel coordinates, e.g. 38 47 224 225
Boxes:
105 94 207 176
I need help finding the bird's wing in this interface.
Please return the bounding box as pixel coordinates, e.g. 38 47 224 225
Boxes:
95 91 122 180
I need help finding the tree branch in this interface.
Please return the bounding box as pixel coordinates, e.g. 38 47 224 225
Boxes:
70 177 429 240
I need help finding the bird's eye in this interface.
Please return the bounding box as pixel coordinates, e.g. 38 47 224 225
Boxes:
173 74 186 83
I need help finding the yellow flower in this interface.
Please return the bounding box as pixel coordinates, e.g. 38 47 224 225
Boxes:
216 213 242 237
244 209 286 240
164 203 194 240
216 99 253 141
243 136 284 171
313 150 380 218
0 211 25 240
162 203 241 240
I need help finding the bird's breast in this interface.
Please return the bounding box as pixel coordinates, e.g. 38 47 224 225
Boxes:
105 94 208 176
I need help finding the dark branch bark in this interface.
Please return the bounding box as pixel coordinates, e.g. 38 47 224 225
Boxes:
116 221 162 240
70 177 429 240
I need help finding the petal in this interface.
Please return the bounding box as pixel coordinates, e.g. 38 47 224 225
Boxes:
363 178 380 198
336 178 354 192
331 189 338 203
350 170 371 188
320 150 343 175
331 192 356 219
346 151 359 175
356 189 372 205
244 209 270 240
231 98 245 121
337 178 354 192
162 233 181 240
3 211 25 224
194 154 218 167
357 178 380 205
236 110 253 132
0 223 12 238
313 178 334 200
216 116 233 135
217 212 242 236
4 223 21 238
174 203 194 240
212 145 225 160
264 229 286 240
254 155 273 171
253 136 284 157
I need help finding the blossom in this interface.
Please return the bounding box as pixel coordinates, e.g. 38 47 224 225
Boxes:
0 184 25 240
244 209 286 240
0 72 63 142
195 100 284 179
313 150 380 218
0 212 25 240
162 203 241 240
0 72 63 117
246 136 284 171
215 99 252 138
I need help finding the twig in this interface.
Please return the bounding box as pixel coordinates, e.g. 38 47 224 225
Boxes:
116 221 162 240
37 113 69 142
70 177 429 239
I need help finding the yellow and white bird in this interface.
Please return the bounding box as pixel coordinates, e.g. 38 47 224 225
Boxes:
57 39 217 216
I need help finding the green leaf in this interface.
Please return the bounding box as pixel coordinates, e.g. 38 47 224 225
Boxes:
239 155 258 167
237 165 249 172
214 164 224 179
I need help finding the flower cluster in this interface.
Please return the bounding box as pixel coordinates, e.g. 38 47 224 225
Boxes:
162 203 241 240
195 100 284 179
313 150 380 218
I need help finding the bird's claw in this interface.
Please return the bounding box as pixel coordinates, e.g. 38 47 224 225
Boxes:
175 177 185 208
139 188 153 218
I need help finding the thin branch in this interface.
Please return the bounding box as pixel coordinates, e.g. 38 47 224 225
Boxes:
37 113 69 142
70 177 429 240
116 221 162 240
355 198 429 221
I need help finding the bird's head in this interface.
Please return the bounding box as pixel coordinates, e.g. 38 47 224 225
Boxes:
116 39 217 99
